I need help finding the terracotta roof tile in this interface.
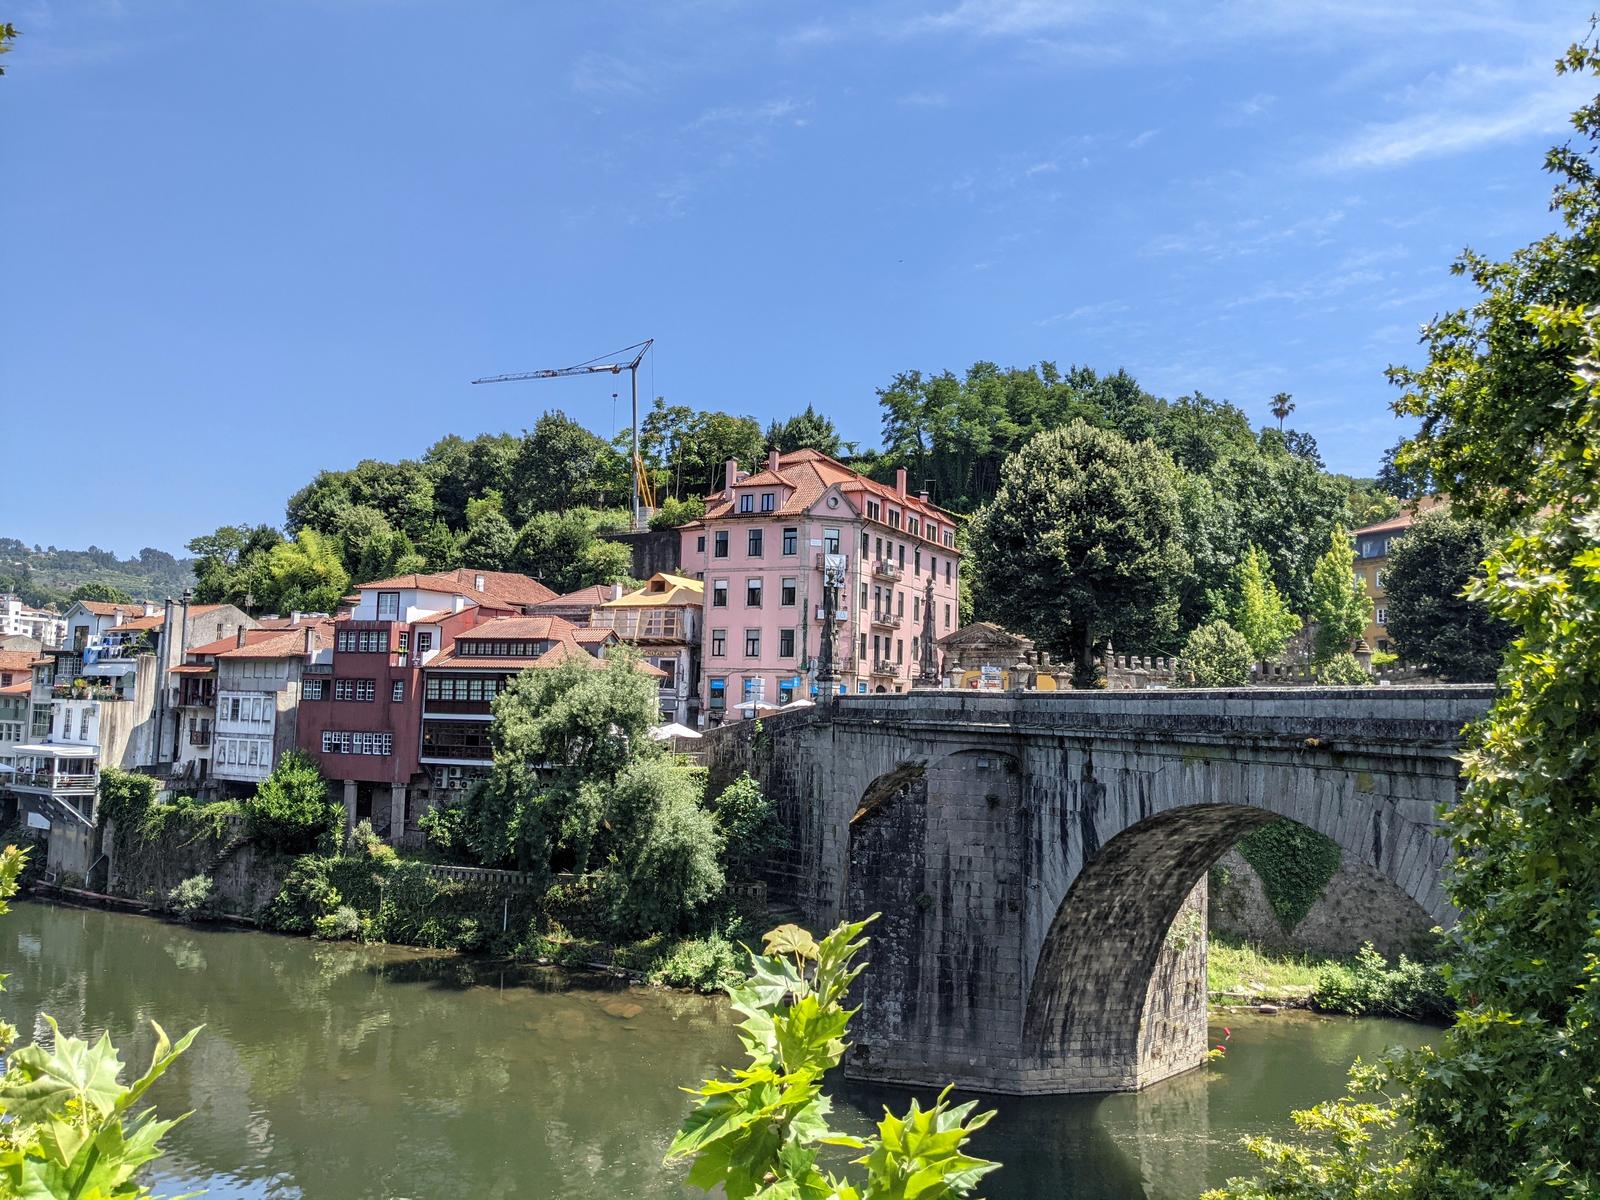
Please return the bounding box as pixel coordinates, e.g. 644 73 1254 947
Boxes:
353 570 556 610
216 624 332 659
0 651 42 673
535 584 616 608
0 680 29 696
454 615 578 640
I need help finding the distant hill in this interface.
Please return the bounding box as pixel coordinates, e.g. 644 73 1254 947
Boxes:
0 539 197 609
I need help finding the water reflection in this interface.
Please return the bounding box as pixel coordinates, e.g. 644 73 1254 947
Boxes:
0 902 1430 1200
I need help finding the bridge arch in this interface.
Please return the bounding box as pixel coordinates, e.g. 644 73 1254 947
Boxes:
704 686 1487 1095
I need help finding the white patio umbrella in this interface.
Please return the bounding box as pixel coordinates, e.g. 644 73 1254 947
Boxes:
649 722 702 741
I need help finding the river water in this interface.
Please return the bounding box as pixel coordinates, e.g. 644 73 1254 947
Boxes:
0 902 1430 1199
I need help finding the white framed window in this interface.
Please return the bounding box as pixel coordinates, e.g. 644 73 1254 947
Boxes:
377 592 400 620
304 680 323 700
1376 607 1389 626
356 679 375 701
392 680 405 702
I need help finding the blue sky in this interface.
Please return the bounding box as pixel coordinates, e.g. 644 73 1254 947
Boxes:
3 0 1590 555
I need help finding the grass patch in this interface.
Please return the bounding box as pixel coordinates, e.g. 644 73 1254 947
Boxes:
1208 936 1327 1001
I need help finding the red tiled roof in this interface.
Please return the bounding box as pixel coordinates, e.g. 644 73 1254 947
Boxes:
454 615 577 640
107 614 165 633
353 570 556 610
534 585 614 609
430 636 666 677
216 624 332 660
169 663 215 676
1352 496 1448 539
698 448 959 532
0 651 41 673
571 627 617 644
0 680 29 696
73 600 140 617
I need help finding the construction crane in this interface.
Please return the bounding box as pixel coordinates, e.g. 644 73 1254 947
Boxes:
472 339 657 530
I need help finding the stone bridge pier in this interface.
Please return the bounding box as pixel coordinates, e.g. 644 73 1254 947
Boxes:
705 686 1491 1095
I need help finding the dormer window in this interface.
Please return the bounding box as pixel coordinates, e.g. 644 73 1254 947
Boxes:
761 492 775 512
376 592 400 621
474 574 485 591
739 494 754 513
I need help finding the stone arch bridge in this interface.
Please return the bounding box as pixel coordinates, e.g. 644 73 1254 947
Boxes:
704 686 1492 1096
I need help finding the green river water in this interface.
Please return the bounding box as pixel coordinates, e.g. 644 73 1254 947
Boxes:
0 901 1430 1199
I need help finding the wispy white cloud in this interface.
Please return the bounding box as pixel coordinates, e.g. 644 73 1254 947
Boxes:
1035 299 1129 326
1128 128 1159 149
690 97 811 129
897 89 951 108
1318 72 1583 171
1223 93 1275 125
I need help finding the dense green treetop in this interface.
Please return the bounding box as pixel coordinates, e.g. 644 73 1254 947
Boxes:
1382 510 1510 681
969 420 1191 681
1307 528 1371 662
765 403 844 457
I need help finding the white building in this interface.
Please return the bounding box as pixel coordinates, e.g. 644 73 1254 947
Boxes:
0 595 65 648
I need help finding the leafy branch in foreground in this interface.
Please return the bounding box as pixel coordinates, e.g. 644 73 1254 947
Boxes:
665 917 1000 1199
0 845 201 1199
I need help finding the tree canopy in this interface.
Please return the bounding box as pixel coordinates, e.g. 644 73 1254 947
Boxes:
968 420 1190 683
1382 511 1510 681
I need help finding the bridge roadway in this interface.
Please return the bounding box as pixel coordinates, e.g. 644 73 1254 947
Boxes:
705 685 1493 1095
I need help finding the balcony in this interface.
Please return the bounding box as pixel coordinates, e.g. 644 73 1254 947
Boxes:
188 729 212 748
51 683 120 701
813 551 849 571
178 687 215 708
872 559 902 581
870 659 898 677
870 610 902 630
591 609 687 641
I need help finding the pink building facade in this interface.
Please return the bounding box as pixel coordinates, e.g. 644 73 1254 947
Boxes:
678 449 961 724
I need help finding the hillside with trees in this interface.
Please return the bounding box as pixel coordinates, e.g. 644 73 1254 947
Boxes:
0 539 196 608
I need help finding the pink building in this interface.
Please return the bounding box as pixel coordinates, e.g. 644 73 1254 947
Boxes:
678 449 961 723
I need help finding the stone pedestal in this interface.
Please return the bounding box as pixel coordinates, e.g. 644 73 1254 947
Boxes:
389 784 408 846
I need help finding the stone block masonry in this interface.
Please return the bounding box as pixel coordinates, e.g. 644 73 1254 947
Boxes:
705 685 1491 1095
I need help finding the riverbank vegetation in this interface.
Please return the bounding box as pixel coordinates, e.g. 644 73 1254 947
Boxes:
1207 38 1600 1199
1209 938 1450 1022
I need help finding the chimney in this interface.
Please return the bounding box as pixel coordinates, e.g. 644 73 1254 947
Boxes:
453 596 466 613
895 467 908 497
236 627 247 648
143 601 158 617
611 581 624 601
918 489 930 503
724 458 740 497
303 626 315 657
767 448 780 473
290 610 302 626
474 574 485 592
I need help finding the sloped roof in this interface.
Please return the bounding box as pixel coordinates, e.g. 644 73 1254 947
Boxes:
216 625 331 659
571 627 617 645
0 650 43 674
74 601 135 617
602 573 704 608
699 448 958 530
353 569 556 610
430 632 665 677
454 615 578 641
534 585 615 609
1352 496 1448 539
186 625 308 659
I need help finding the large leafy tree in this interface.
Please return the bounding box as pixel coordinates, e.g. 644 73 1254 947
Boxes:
186 523 283 608
1383 510 1510 681
466 652 661 874
1231 545 1300 663
507 412 629 522
258 529 350 615
68 582 134 605
765 404 844 456
510 508 632 593
1210 38 1600 1200
1306 528 1370 662
968 420 1190 684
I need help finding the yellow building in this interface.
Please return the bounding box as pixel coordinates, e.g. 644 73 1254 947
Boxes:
1351 496 1445 652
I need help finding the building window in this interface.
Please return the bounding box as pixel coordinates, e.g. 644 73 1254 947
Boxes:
898 544 906 568
377 592 400 620
418 630 433 653
744 629 761 657
697 535 706 553
78 709 89 740
1375 570 1385 589
708 679 726 710
304 680 323 700
945 561 952 584
861 531 870 556
782 528 797 555
945 530 954 547
711 630 727 657
748 529 764 557
746 578 763 607
1376 607 1389 626
739 494 754 513
779 629 795 657
761 492 775 512
392 680 405 702
909 516 920 537
867 500 880 520
712 580 728 608
780 577 797 606
778 679 795 704
896 592 905 617
335 679 352 700
714 531 729 558
944 603 951 629
248 741 260 767
889 509 900 530
823 527 840 554
320 731 391 756
914 549 922 575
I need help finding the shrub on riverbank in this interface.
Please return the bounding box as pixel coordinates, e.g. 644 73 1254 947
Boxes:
1311 943 1450 1021
167 873 218 922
